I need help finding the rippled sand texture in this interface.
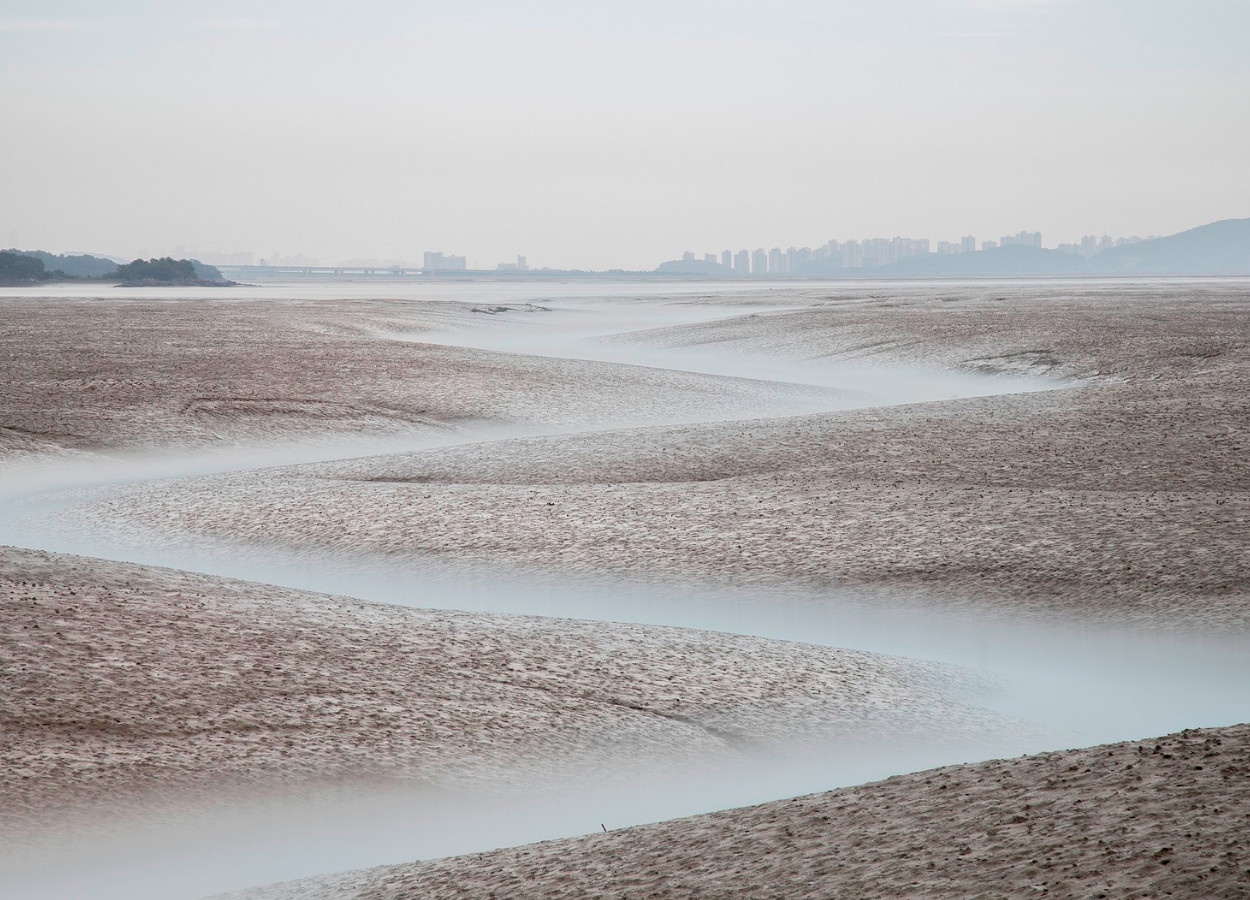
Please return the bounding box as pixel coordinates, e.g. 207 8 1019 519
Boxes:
67 283 1250 632
0 294 839 464
0 546 1019 845
2 281 1247 899
221 723 1250 900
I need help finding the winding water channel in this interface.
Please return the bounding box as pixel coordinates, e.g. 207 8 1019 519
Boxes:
3 283 1248 899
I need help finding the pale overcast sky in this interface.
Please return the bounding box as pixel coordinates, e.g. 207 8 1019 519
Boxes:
3 0 1248 269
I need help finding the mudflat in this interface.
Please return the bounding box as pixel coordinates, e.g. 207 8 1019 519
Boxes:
1 545 1020 846
54 283 1250 631
2 280 1247 898
219 723 1250 900
0 294 838 461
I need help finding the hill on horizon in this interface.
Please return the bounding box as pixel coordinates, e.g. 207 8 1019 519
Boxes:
842 218 1249 278
1 249 119 278
654 257 740 277
1088 217 1250 275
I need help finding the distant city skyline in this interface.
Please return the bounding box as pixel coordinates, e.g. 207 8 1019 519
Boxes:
152 227 1167 274
669 229 1164 275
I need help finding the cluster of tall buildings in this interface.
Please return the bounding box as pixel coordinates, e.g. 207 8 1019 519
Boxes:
980 231 1043 252
494 255 529 272
935 236 980 255
1054 234 1158 258
423 250 467 271
426 251 529 271
684 236 936 275
682 228 1159 273
687 234 1054 274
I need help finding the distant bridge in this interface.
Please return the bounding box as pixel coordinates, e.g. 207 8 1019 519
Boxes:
213 266 677 283
217 265 447 279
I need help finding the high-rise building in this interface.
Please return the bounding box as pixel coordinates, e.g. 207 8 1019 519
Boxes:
768 247 784 274
721 250 733 269
840 240 863 268
817 239 841 265
1001 231 1042 248
424 251 466 270
495 254 529 272
751 248 767 274
734 249 750 273
961 235 976 253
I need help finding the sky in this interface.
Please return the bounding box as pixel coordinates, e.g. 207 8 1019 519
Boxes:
2 0 1248 270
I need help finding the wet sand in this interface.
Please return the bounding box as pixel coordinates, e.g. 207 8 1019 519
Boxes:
2 280 1247 897
220 723 1250 900
0 294 837 464
0 545 1016 845
58 283 1249 631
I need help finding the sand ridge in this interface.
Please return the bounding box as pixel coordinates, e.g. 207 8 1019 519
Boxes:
218 723 1250 900
62 284 1250 631
3 282 1247 897
0 545 1021 843
0 295 843 462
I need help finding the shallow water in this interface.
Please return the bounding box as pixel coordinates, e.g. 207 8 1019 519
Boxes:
2 285 1246 900
0 277 803 304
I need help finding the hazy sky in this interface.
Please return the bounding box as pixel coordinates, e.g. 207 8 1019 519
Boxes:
3 0 1248 269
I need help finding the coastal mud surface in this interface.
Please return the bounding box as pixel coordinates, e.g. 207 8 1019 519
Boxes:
2 281 1246 898
221 723 1250 900
0 295 837 464
0 545 1015 844
65 284 1249 631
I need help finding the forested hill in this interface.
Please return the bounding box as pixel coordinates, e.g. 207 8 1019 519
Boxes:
2 249 119 278
0 252 55 285
0 252 233 286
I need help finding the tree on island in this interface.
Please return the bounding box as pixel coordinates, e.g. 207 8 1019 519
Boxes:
115 257 197 283
114 257 231 285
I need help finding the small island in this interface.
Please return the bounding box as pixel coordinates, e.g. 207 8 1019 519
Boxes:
113 257 235 286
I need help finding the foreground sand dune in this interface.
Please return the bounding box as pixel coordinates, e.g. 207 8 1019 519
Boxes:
0 546 1016 843
66 285 1249 630
219 723 1250 900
